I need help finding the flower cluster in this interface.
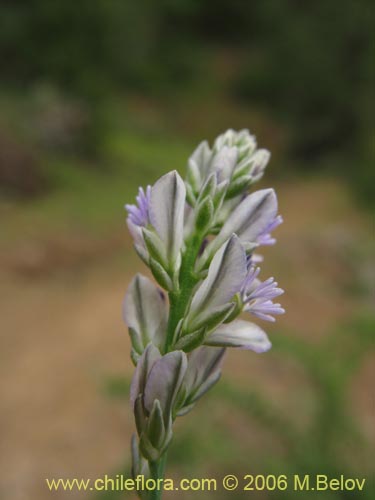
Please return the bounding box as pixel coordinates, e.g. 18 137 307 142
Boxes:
123 129 284 497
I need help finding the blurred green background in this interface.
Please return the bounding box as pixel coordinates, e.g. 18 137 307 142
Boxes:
0 1 374 499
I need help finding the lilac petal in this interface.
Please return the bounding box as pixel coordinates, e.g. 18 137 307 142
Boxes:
248 278 284 300
149 171 186 265
125 186 151 227
205 319 272 353
257 234 276 245
241 266 260 293
144 351 188 417
187 235 247 326
247 311 277 322
245 300 285 322
123 274 168 349
242 268 285 322
130 344 161 408
244 273 282 297
257 214 283 246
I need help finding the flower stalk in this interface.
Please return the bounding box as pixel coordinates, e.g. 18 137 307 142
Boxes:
165 232 204 352
123 129 285 499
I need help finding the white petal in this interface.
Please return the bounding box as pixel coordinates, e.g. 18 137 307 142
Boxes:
188 235 246 323
206 319 272 352
183 346 225 399
249 149 270 181
123 274 168 348
127 219 145 248
207 188 278 256
149 171 186 265
144 351 187 417
130 344 161 407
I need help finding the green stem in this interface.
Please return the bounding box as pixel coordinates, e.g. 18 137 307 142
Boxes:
164 233 203 352
148 453 168 500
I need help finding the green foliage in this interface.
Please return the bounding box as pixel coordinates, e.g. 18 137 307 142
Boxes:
0 0 197 97
1 131 192 244
1 0 373 203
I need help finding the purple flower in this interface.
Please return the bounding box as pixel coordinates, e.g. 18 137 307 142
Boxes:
125 186 151 227
241 265 285 322
125 186 152 263
257 214 283 246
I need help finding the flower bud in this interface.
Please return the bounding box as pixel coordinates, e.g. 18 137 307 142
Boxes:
123 276 168 355
130 346 187 461
225 174 252 199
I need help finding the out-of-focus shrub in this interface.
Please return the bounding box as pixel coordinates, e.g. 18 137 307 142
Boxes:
0 126 44 197
0 0 373 203
232 2 372 161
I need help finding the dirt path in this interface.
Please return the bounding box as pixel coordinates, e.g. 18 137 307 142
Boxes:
0 263 135 499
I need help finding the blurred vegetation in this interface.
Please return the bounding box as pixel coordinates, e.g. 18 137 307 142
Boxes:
101 314 375 499
0 0 373 205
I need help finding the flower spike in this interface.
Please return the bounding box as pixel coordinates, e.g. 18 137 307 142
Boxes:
123 129 285 498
